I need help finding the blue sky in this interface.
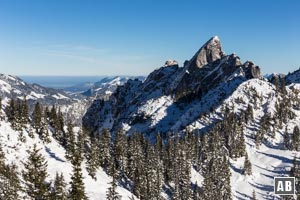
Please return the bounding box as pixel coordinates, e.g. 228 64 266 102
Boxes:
0 0 299 76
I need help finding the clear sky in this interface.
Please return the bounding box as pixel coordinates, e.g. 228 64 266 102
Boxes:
0 0 299 76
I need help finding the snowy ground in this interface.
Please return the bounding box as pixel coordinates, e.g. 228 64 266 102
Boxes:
0 121 134 200
188 78 300 199
2 78 300 199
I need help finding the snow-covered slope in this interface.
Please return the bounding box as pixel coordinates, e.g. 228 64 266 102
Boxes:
2 36 300 199
0 73 76 105
0 121 134 199
81 36 300 199
187 78 300 199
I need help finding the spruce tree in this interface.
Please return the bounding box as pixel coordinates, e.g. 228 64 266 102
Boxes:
32 102 42 132
86 136 100 180
245 104 253 124
57 108 66 144
99 128 111 169
5 99 16 128
202 132 232 200
50 172 68 200
39 109 51 143
243 152 252 175
284 126 291 150
290 156 300 197
65 122 76 161
0 163 21 199
69 130 88 200
292 126 300 151
0 143 21 199
22 144 50 199
21 96 29 126
252 190 256 200
106 161 121 200
114 129 127 178
69 158 88 200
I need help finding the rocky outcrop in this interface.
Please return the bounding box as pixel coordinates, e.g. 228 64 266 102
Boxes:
172 37 261 100
164 60 179 67
285 68 300 84
189 36 224 69
242 61 261 79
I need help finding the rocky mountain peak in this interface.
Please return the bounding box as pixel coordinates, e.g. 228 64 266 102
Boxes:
189 35 224 69
171 36 261 100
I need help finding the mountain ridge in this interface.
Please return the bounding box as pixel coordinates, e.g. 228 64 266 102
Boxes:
83 36 262 135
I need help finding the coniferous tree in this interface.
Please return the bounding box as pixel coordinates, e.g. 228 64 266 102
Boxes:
245 104 253 124
252 190 256 200
86 136 100 180
99 128 111 169
290 156 300 198
5 99 16 128
76 128 87 160
0 143 4 162
153 162 163 200
50 172 68 200
162 137 173 184
21 96 29 126
254 131 260 149
292 126 300 151
114 129 127 179
106 161 121 200
127 133 146 199
284 126 291 150
51 107 65 145
49 105 57 124
243 152 252 175
202 132 232 200
173 178 180 200
69 157 88 200
57 108 66 144
0 163 21 199
0 142 21 199
49 105 58 137
69 130 88 200
65 122 76 161
143 140 161 200
177 135 192 200
22 144 50 199
40 109 51 143
32 102 42 132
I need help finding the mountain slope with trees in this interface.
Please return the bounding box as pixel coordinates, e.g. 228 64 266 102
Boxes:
1 36 300 199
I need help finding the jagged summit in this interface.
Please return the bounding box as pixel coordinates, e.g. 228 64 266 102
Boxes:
189 35 224 69
171 36 261 100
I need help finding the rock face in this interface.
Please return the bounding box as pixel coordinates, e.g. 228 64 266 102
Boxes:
83 36 262 134
172 36 261 100
191 36 223 68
